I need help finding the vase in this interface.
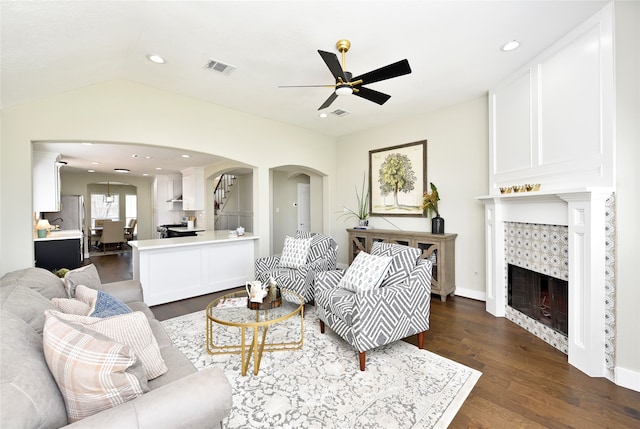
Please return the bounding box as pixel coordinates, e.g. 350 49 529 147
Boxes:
358 219 369 227
431 215 445 234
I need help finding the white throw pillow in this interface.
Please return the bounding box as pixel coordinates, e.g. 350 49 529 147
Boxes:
51 297 92 316
338 251 393 293
278 236 312 268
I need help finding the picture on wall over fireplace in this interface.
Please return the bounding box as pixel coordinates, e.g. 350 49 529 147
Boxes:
369 140 427 217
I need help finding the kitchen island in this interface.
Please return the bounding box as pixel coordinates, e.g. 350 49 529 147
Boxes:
128 231 258 306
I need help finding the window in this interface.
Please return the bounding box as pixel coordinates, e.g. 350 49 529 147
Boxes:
125 194 137 232
91 193 119 227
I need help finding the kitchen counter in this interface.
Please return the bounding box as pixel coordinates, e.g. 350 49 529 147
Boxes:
129 230 255 250
34 229 83 270
166 226 206 233
128 231 258 306
34 229 83 241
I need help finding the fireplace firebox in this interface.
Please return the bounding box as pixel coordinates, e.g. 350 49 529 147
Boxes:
508 264 568 336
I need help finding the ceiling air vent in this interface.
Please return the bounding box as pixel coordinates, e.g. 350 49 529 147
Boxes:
330 109 350 117
204 58 236 75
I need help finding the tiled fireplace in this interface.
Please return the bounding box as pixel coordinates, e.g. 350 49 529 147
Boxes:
479 190 616 380
504 222 570 354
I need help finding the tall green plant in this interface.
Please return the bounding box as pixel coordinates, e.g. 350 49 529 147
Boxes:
339 174 370 221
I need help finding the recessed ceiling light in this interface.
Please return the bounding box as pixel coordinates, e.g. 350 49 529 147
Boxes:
142 173 149 176
87 169 95 173
155 167 162 170
147 54 166 64
114 168 130 173
91 161 100 165
501 40 520 52
181 154 191 158
131 154 140 158
319 113 328 119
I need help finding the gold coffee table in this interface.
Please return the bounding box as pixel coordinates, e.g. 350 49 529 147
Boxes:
206 288 304 376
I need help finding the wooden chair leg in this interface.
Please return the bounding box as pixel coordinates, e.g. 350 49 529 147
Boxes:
417 331 425 349
319 320 325 333
359 352 366 371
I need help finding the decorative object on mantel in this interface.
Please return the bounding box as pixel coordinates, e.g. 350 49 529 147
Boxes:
422 182 444 234
339 173 370 228
500 183 541 194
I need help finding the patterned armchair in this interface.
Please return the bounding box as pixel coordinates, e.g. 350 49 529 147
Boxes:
315 241 432 371
255 232 338 303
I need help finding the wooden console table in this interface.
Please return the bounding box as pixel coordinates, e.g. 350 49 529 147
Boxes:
347 228 457 302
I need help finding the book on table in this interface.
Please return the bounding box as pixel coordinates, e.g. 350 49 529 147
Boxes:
216 297 248 308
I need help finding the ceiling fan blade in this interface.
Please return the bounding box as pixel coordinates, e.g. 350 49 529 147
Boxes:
352 59 412 85
318 92 338 110
353 86 391 105
318 50 347 82
278 84 336 88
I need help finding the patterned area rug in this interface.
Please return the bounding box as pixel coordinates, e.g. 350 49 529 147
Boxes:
162 307 481 429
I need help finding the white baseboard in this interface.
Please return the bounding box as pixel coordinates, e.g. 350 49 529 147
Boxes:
454 287 486 302
615 366 640 392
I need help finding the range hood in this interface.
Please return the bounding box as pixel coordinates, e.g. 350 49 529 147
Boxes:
166 195 182 203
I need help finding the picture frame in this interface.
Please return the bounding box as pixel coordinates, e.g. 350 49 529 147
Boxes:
369 140 427 217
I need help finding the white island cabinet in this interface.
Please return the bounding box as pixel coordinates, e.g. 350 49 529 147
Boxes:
128 231 258 306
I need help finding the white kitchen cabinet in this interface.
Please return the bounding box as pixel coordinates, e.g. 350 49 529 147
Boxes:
181 167 205 211
153 174 183 228
33 151 61 212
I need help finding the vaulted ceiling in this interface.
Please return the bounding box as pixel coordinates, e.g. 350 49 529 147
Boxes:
2 0 608 174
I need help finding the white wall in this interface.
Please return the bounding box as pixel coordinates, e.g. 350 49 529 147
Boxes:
271 171 310 254
334 96 489 300
0 79 336 274
613 0 640 390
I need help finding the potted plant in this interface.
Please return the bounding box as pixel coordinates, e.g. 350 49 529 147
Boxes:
422 182 444 233
339 174 370 227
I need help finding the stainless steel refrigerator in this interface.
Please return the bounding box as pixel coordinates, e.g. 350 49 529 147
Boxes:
43 194 86 259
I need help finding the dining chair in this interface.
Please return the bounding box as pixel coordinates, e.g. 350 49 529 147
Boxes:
99 220 125 253
124 218 137 241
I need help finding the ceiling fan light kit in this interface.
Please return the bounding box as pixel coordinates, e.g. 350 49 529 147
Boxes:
280 39 412 110
335 85 353 96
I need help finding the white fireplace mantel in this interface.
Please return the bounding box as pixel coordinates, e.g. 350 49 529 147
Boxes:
478 187 613 378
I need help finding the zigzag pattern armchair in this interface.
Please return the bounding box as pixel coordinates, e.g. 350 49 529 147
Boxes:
255 232 338 303
315 241 432 370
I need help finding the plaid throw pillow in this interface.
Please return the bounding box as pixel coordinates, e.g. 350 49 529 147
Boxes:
49 310 168 380
338 251 393 293
43 312 148 423
278 236 312 268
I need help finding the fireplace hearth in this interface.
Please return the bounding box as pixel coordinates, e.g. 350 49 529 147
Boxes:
508 264 568 336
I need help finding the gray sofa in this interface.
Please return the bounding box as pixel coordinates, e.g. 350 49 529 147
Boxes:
0 267 232 429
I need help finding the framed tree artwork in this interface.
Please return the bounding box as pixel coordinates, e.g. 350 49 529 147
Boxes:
369 140 427 216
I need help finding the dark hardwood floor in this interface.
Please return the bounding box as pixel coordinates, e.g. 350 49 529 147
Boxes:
88 254 640 428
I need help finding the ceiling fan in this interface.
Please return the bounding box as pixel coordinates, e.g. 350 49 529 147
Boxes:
279 39 412 110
